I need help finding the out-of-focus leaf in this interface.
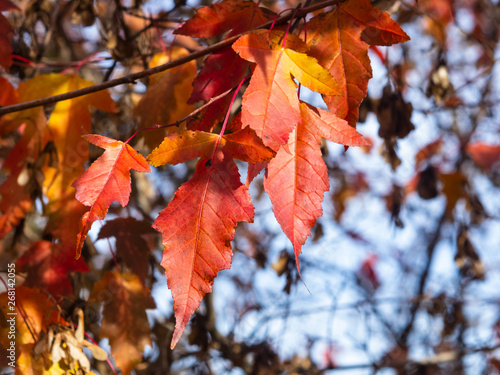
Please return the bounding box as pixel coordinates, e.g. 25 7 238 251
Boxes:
134 48 197 149
97 218 156 283
89 272 155 375
466 142 500 171
16 241 89 296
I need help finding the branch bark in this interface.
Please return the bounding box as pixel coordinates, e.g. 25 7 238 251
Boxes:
0 0 346 117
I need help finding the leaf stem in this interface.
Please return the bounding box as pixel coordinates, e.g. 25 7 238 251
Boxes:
211 75 250 161
282 4 302 48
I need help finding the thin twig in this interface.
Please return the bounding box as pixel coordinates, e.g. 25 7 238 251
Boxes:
124 77 248 144
0 0 346 117
399 209 447 344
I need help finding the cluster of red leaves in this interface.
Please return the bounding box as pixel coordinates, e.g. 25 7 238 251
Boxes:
0 0 414 369
142 0 409 348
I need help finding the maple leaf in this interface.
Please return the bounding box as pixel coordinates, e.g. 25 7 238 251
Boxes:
153 155 254 348
222 127 275 163
233 30 342 150
72 135 151 259
174 0 274 38
134 48 196 149
14 74 118 205
188 48 249 105
147 127 274 166
0 0 18 68
357 254 380 291
45 197 88 250
97 218 156 283
264 103 368 272
89 272 155 375
16 241 89 296
0 79 30 238
415 139 443 170
147 130 219 166
247 161 268 186
305 2 409 126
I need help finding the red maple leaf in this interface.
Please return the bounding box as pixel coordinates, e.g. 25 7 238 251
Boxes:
305 0 410 126
153 155 254 348
72 135 150 259
265 103 368 273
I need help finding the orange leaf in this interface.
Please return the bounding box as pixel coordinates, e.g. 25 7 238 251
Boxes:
147 130 219 166
0 200 31 238
247 161 268 186
265 103 367 272
148 127 274 167
466 142 500 171
153 155 254 348
1 73 117 244
72 135 150 259
134 48 197 149
305 2 409 126
174 0 274 38
44 196 87 250
0 123 38 239
222 127 275 163
415 139 443 170
233 29 342 150
16 241 89 296
89 272 155 375
352 0 411 46
38 74 118 204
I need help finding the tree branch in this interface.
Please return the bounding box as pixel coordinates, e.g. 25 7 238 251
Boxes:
399 209 448 344
0 0 346 117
